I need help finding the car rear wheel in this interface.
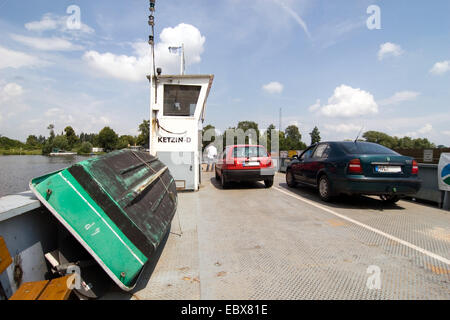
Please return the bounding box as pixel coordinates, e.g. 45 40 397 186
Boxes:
286 169 296 188
380 195 400 204
221 171 229 189
215 168 220 181
264 177 274 188
318 175 333 202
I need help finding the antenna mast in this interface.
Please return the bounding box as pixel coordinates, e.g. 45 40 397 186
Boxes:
148 0 157 103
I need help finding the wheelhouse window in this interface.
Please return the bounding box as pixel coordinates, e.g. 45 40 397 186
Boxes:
163 84 201 116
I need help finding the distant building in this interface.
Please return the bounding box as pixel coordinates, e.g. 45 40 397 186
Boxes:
92 147 104 153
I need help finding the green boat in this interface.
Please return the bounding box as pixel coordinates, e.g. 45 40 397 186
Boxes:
30 149 178 291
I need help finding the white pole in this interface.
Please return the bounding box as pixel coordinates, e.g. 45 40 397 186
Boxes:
181 43 185 75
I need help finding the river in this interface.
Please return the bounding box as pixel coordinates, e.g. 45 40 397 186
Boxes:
0 155 93 197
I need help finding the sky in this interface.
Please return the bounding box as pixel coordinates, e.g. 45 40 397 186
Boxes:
0 0 450 146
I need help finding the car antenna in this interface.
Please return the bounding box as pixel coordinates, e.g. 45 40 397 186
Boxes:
354 127 364 143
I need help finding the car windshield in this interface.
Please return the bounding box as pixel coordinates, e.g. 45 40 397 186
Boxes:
233 146 268 158
340 142 399 155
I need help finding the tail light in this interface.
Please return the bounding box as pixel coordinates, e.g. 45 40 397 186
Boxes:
348 159 363 174
412 160 419 175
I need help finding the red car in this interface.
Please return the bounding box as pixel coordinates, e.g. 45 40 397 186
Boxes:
215 145 275 189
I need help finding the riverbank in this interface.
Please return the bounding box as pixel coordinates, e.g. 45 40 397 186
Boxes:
0 149 42 155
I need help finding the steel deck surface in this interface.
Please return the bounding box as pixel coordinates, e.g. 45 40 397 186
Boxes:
103 172 449 300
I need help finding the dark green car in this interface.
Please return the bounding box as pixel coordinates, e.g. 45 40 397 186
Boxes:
286 142 422 203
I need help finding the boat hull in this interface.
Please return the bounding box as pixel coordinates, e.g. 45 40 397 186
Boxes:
30 150 178 291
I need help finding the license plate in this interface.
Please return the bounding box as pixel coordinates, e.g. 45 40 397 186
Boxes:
375 166 402 173
244 162 260 167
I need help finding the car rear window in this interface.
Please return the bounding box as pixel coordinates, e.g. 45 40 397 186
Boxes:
233 146 268 158
340 142 399 155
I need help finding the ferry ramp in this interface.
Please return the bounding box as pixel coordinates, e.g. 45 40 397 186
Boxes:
103 172 450 300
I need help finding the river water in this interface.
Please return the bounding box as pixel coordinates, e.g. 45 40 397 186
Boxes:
0 155 93 197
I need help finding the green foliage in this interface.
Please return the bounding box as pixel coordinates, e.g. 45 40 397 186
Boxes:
79 133 99 146
363 131 436 149
309 126 321 145
64 126 78 149
202 124 216 151
261 124 276 152
237 121 259 144
0 136 26 150
78 142 93 154
47 124 55 143
136 120 150 148
26 135 41 148
284 125 307 150
117 135 136 150
52 135 69 151
98 126 119 151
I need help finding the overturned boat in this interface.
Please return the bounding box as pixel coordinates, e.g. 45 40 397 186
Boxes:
30 149 178 291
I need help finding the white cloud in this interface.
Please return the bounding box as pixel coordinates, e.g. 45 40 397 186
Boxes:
378 42 404 60
442 131 450 136
308 99 321 112
25 13 94 34
0 45 42 69
418 123 433 135
430 60 450 75
378 91 421 106
395 124 433 138
324 123 362 133
83 23 205 82
10 34 83 51
262 82 284 94
0 83 24 107
313 85 378 118
0 83 27 120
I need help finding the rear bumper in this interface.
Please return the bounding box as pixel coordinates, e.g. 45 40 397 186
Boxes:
333 176 422 196
223 168 275 182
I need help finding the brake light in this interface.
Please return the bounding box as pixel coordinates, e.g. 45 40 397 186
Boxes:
412 160 419 175
348 159 363 174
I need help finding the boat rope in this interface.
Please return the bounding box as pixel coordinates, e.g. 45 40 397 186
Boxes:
156 118 188 135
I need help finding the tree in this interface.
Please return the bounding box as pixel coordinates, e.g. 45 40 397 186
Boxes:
363 131 436 149
26 135 40 148
47 124 55 143
261 124 276 152
117 135 136 150
79 142 93 154
202 124 216 151
98 127 119 151
309 126 321 145
52 135 69 151
136 120 150 148
363 131 396 149
64 126 78 149
284 125 306 150
237 121 259 144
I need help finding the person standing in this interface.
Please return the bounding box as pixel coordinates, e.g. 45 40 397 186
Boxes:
205 144 217 172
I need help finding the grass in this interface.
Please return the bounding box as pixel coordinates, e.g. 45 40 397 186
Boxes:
0 149 42 155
